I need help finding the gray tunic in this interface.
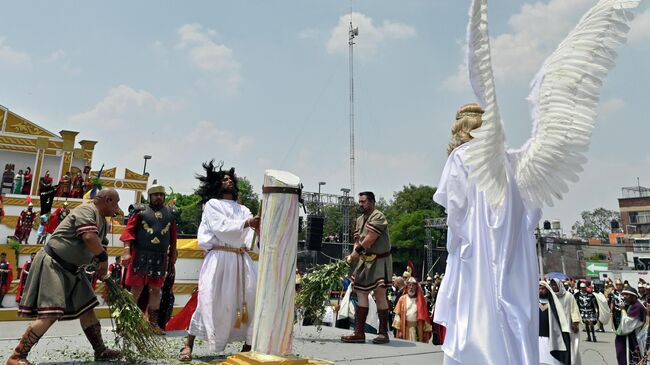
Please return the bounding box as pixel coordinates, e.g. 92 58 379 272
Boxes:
351 209 392 292
18 203 106 320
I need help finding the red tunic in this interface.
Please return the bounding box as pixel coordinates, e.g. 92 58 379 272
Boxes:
15 260 31 302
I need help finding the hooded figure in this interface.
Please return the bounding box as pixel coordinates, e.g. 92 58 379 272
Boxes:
539 281 571 365
551 278 582 365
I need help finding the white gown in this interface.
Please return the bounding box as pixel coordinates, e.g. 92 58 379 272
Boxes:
433 144 541 365
188 199 257 352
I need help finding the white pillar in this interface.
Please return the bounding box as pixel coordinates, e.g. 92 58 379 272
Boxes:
251 170 301 355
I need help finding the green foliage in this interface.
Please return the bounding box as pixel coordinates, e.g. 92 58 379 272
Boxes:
589 253 608 261
166 192 202 235
238 176 260 216
295 260 349 327
384 184 445 270
105 278 169 362
571 207 620 241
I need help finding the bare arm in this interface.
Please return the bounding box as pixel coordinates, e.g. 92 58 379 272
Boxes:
82 232 108 277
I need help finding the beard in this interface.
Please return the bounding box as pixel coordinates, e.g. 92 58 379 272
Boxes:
539 291 550 299
407 289 417 298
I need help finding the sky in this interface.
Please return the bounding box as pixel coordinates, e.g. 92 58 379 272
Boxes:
1 0 650 233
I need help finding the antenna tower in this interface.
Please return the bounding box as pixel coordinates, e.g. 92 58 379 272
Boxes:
348 18 358 197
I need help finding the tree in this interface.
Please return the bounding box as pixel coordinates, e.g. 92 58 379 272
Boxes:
571 208 620 241
238 176 260 216
384 184 446 273
166 192 202 235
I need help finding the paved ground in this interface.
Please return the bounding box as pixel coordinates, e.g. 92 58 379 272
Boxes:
0 319 619 364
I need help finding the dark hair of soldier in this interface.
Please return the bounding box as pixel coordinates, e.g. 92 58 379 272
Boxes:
195 160 240 204
359 191 376 203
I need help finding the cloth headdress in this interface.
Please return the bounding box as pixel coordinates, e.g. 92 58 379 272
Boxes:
551 278 566 297
622 286 639 298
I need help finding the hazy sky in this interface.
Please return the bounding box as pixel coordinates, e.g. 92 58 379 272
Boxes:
1 0 649 233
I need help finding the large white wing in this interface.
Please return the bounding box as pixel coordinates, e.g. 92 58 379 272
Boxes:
463 0 508 207
515 0 639 207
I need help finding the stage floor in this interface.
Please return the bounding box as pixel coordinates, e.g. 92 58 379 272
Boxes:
0 318 617 364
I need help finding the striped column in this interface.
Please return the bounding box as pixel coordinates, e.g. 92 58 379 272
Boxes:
251 170 301 355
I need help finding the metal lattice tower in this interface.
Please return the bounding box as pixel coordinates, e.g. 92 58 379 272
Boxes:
302 189 354 257
340 189 352 257
424 217 447 275
348 21 358 197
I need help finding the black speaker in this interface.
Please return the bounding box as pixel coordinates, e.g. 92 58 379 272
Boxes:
306 215 324 250
611 219 620 230
543 220 551 230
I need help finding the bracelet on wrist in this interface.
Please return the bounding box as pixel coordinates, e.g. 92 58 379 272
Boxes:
355 245 365 255
95 251 108 263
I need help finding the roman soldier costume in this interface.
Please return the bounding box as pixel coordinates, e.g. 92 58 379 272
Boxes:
47 203 71 234
14 204 35 244
129 203 175 279
0 255 14 308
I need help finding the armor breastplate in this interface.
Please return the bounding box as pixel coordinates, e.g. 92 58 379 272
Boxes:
23 212 34 224
0 261 9 283
135 205 174 253
59 209 70 222
132 205 175 278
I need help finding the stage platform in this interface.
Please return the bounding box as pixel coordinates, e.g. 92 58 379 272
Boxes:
0 320 618 364
0 320 443 364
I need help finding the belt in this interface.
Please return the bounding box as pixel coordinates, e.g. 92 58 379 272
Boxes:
361 251 391 262
210 246 248 254
44 245 79 274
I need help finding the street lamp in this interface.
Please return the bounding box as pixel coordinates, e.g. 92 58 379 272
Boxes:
143 155 152 176
535 226 544 278
318 181 326 215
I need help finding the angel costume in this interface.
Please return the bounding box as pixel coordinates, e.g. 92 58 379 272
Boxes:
187 199 257 352
433 0 639 364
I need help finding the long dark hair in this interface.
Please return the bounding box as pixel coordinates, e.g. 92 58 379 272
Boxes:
195 160 239 204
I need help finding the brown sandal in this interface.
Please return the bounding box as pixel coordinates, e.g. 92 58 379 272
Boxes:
179 345 193 362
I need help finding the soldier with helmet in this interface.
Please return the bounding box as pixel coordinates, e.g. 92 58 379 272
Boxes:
120 180 178 333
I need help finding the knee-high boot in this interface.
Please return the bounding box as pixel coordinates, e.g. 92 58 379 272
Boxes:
82 322 121 361
341 306 369 343
372 309 390 344
6 325 41 365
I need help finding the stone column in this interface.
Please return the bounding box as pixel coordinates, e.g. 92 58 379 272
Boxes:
58 130 78 178
30 137 49 195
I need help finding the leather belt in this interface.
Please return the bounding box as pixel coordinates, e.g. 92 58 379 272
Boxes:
44 245 79 274
361 251 391 262
262 186 302 195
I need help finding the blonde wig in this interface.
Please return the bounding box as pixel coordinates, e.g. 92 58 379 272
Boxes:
447 103 484 155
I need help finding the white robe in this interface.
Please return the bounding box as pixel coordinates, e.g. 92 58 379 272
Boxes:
188 199 257 352
433 145 541 365
554 291 582 365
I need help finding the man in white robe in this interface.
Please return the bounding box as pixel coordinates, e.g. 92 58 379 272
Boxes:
550 278 581 365
179 162 260 361
539 281 571 365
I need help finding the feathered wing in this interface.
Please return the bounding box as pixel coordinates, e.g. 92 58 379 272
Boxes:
515 0 639 208
463 0 508 207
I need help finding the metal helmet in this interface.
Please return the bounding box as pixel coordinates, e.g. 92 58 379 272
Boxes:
147 179 166 196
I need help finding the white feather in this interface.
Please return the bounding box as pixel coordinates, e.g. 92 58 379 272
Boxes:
514 0 639 208
462 0 508 207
